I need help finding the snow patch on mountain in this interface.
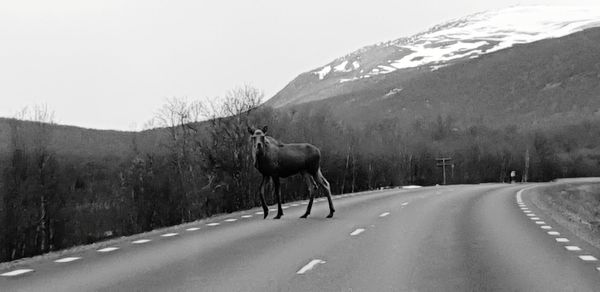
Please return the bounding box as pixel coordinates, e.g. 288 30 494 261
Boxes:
310 5 600 83
314 65 331 80
334 60 350 72
388 41 489 71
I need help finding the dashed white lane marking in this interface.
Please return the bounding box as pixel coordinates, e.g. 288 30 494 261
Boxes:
350 228 365 236
565 246 582 251
535 221 546 225
132 239 152 244
556 238 570 243
401 202 409 206
579 255 598 261
161 233 178 237
530 217 540 220
523 210 532 213
282 206 289 209
206 223 220 226
255 211 264 215
548 231 560 236
541 225 552 230
379 212 390 217
301 202 309 205
1 269 34 276
224 218 237 222
291 204 299 207
269 208 277 212
526 214 535 217
241 215 253 218
186 227 200 231
297 259 326 274
97 247 119 253
54 257 81 263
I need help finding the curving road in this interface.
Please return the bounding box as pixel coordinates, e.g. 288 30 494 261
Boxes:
2 183 600 291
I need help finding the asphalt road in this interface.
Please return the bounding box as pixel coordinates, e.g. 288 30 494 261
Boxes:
2 183 600 291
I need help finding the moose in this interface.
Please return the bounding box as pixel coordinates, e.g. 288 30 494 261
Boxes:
248 126 335 219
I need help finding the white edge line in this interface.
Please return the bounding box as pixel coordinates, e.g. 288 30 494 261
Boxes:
1 269 34 276
186 227 200 231
132 239 151 243
350 228 365 236
516 185 537 204
297 259 326 274
54 257 81 263
379 212 390 217
579 255 598 261
161 233 178 237
97 247 119 252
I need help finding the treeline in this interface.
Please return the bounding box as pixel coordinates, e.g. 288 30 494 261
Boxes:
2 89 600 262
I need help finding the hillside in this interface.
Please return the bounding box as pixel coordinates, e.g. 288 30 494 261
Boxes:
304 27 600 129
0 118 166 158
266 6 600 130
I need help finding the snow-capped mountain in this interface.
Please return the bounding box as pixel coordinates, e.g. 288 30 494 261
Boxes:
266 6 600 108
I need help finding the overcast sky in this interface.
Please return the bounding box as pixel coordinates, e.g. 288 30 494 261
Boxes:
1 0 598 131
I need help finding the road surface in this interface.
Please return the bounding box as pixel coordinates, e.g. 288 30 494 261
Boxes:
2 183 600 291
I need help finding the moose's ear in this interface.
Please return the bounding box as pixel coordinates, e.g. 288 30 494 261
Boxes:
247 126 254 135
262 125 268 133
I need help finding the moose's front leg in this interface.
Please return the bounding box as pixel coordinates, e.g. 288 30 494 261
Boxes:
259 176 269 219
273 177 284 219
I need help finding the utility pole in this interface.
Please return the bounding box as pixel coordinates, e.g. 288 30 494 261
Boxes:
523 148 530 183
436 157 453 185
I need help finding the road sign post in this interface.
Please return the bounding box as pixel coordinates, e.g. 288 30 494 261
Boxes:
436 157 453 185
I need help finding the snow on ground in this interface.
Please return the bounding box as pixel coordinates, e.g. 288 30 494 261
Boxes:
390 41 489 70
314 5 600 83
314 65 331 80
334 60 350 72
386 6 600 72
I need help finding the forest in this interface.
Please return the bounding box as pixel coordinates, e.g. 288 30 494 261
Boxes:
1 86 600 263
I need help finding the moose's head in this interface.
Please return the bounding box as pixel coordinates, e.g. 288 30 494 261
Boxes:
248 125 269 153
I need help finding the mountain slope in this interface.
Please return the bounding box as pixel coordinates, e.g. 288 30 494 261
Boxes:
288 26 600 130
266 6 600 109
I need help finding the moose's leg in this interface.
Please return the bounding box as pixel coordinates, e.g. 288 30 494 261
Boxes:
301 173 318 218
273 177 284 219
259 176 269 219
317 169 335 218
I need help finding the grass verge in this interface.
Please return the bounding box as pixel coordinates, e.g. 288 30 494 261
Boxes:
530 181 600 250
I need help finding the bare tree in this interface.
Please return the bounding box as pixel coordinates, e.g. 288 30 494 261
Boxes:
4 105 57 259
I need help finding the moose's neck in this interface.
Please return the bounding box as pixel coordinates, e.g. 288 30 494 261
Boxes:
254 145 277 173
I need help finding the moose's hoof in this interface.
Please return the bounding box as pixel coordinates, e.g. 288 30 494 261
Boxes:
326 213 334 218
263 213 268 219
300 214 309 219
274 214 282 219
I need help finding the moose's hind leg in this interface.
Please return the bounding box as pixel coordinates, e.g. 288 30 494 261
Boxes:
317 169 335 218
301 173 318 218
